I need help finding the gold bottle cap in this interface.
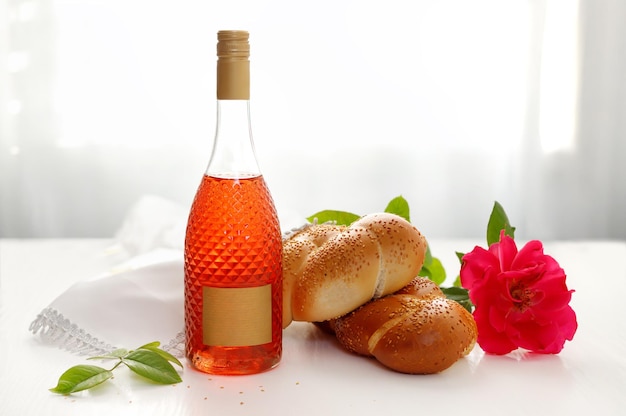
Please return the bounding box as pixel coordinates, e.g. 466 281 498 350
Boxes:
217 30 250 59
216 30 250 100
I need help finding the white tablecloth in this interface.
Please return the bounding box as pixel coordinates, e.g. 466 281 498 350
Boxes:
1 238 625 415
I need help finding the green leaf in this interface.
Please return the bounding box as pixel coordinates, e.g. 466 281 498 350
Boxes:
452 275 461 287
419 244 432 275
441 286 469 301
453 252 466 287
423 244 433 266
88 348 128 360
123 349 182 385
440 286 474 313
486 201 516 246
455 251 465 263
138 341 161 349
138 343 183 369
49 365 113 395
419 244 447 285
418 256 446 285
306 210 360 226
384 196 410 222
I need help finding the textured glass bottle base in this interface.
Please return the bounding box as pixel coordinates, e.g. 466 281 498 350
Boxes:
190 345 281 375
184 174 283 375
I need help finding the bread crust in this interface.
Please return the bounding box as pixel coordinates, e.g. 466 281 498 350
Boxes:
282 213 427 327
332 289 477 374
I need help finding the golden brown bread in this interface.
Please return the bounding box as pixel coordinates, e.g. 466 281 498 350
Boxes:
282 213 427 327
329 277 477 374
283 214 476 374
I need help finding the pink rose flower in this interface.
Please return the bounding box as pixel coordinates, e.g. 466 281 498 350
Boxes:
460 231 577 354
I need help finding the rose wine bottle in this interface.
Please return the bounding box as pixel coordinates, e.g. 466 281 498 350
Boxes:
184 30 282 375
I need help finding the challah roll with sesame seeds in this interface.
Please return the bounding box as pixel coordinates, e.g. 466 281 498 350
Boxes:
328 277 477 374
282 212 427 328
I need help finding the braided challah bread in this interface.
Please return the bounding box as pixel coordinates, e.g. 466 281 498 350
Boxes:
282 213 477 374
282 213 427 327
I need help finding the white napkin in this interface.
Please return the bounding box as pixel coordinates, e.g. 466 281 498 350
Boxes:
29 195 188 356
29 249 186 356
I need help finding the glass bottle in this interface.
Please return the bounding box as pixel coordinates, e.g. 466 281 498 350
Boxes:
184 30 282 375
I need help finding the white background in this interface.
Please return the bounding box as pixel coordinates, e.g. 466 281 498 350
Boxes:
1 0 625 240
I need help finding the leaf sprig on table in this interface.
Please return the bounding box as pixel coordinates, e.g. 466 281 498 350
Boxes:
307 196 515 313
49 341 182 395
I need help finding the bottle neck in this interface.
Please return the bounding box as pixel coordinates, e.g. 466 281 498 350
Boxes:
205 99 261 178
206 34 259 179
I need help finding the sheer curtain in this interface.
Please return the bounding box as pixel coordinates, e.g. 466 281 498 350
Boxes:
1 0 624 240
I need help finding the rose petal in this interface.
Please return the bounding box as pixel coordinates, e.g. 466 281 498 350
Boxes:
461 246 500 290
508 302 577 353
531 283 573 313
469 269 506 306
513 320 558 352
488 302 508 332
474 307 517 354
540 254 565 276
489 232 518 272
511 240 544 270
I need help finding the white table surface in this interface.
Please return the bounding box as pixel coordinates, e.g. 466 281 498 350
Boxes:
1 238 625 416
